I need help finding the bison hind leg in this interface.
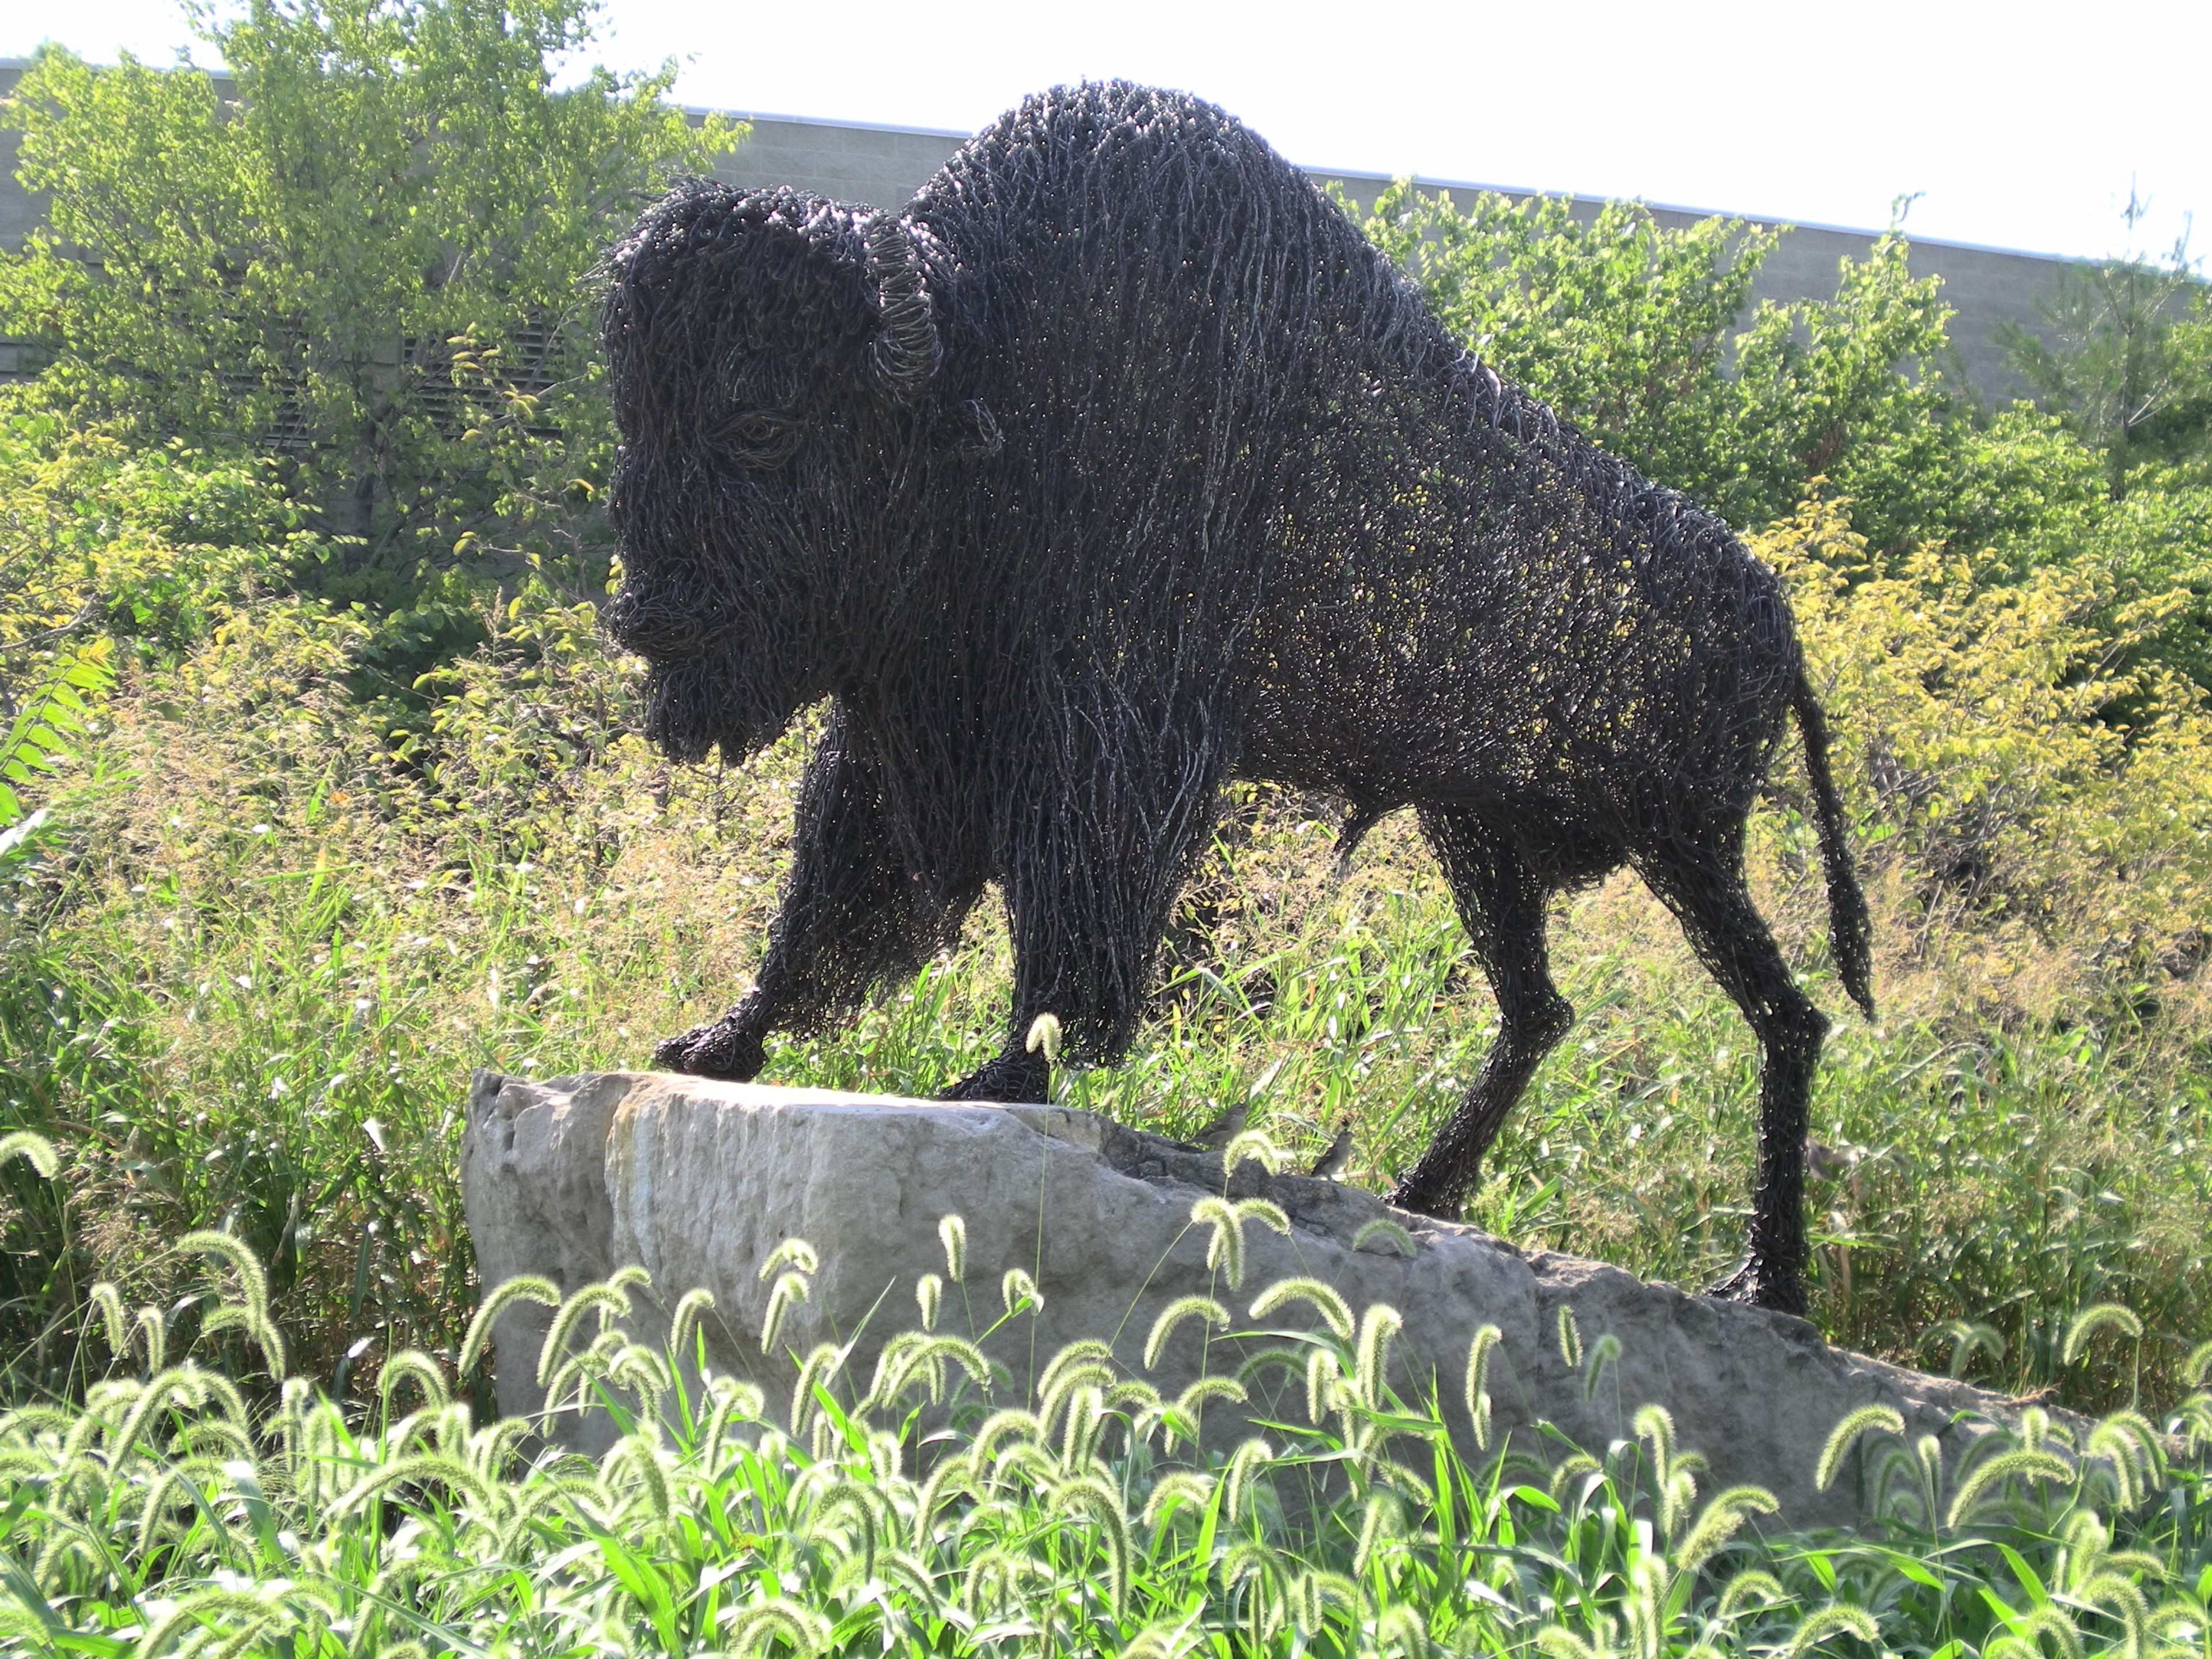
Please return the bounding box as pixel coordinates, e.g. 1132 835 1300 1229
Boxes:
1385 810 1577 1220
1633 839 1829 1319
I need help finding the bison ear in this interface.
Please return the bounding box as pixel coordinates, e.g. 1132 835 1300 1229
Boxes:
864 212 940 402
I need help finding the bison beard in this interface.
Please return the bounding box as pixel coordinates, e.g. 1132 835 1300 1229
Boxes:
600 82 1876 1317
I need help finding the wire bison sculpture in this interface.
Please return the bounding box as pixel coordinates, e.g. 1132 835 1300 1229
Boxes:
601 81 1873 1313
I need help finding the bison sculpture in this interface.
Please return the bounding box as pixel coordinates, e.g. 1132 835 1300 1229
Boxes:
601 81 1873 1315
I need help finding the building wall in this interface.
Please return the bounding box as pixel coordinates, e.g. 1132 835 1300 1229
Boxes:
2 59 2071 398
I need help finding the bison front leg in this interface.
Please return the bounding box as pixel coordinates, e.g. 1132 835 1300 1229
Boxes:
941 860 1190 1107
941 871 1168 1106
943 705 1226 1106
656 710 980 1080
1387 812 1574 1218
941 1036 1052 1105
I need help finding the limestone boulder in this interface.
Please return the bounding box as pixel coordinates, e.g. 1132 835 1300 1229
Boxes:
461 1069 2031 1528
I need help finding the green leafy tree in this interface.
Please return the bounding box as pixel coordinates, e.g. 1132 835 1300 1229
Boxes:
0 0 739 635
1725 226 1965 552
2000 195 2212 497
1362 188 1968 554
1358 183 1778 502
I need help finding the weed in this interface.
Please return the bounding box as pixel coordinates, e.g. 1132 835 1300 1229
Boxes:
3 1207 2209 1656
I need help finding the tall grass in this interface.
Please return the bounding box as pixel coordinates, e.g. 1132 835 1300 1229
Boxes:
5 1161 2210 1657
1 609 2208 1412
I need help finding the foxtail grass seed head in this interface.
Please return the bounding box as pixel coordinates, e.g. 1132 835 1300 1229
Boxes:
1815 1403 1904 1492
863 1330 929 1407
760 1270 810 1353
1166 1375 1246 1448
89 1282 128 1358
1923 1316 2006 1380
133 1306 167 1373
2185 1339 2212 1390
1351 1217 1416 1257
1548 1450 1601 1506
1535 1629 1601 1659
1580 1331 1621 1400
1023 1011 1062 1065
720 1601 830 1659
1144 1295 1229 1370
1053 1474 1132 1615
1353 1490 1403 1574
1119 1621 1202 1659
1355 1302 1403 1410
2062 1302 2143 1366
1987 1607 2087 1659
2080 1573 2154 1658
915 1272 942 1331
1192 1195 1247 1288
1675 1484 1778 1572
0 1130 59 1179
1945 1449 2075 1529
1717 1570 1789 1618
758 1237 820 1282
938 1214 966 1282
378 1349 450 1413
1377 1604 1429 1657
1140 1469 1217 1528
1556 1304 1582 1368
1633 1403 1677 1475
1307 1345 1344 1425
926 1332 989 1391
1784 1604 1882 1659
538 1283 632 1385
178 1229 272 1320
1225 1437 1273 1523
1038 1338 1113 1404
1221 1126 1290 1173
789 1340 844 1436
1043 1369 1114 1449
1287 1571 1358 1638
1001 1266 1041 1316
2085 1421 2146 1509
460 1274 560 1379
1464 1324 1502 1449
669 1285 717 1359
1248 1276 1355 1343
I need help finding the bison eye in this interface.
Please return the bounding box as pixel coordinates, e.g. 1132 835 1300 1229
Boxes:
716 409 802 468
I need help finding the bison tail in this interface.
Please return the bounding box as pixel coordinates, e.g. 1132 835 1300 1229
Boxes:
1792 669 1876 1019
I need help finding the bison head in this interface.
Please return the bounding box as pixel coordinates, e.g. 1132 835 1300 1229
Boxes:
600 181 941 764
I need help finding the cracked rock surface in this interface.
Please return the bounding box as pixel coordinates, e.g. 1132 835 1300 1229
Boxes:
462 1070 2027 1526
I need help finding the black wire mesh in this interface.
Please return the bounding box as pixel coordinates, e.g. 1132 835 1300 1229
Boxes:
599 82 1873 1313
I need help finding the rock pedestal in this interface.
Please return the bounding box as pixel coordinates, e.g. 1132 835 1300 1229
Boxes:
461 1069 2024 1528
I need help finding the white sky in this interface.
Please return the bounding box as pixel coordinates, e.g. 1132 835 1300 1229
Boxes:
8 0 2207 266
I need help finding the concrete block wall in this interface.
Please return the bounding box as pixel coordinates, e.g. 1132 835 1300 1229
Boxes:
3 58 2070 398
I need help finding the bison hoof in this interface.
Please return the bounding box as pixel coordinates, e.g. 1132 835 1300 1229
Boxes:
942 1048 1051 1105
1706 1258 1809 1317
652 1013 767 1082
1382 1177 1463 1221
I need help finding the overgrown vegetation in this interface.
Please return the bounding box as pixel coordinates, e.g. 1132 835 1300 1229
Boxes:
0 0 738 700
5 1150 2210 1656
2 1 2211 1638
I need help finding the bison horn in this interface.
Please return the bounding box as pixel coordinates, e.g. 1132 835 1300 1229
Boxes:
865 213 940 399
